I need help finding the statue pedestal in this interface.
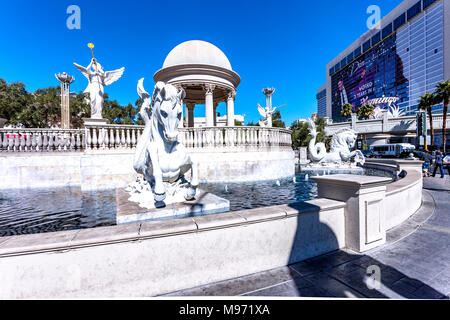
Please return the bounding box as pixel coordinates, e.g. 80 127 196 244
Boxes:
115 188 230 225
83 118 110 126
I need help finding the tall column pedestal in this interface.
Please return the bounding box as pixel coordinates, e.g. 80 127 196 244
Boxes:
313 174 391 253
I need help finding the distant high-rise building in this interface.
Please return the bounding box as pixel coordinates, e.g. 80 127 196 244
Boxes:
324 0 449 122
316 84 327 118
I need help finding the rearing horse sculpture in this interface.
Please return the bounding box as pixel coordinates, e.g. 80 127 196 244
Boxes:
133 78 198 203
307 119 365 165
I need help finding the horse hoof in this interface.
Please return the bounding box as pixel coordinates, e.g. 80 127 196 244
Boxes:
154 192 166 202
184 187 196 201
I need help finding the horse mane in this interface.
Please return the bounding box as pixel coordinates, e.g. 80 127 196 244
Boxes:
330 128 356 150
151 82 181 110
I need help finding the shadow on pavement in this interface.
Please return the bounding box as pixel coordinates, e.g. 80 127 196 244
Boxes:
280 199 448 299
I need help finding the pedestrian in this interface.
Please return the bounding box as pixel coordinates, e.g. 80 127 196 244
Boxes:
432 151 445 178
422 151 433 177
443 153 450 176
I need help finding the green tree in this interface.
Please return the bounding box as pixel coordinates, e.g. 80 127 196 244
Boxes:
434 80 450 152
418 93 437 147
17 87 60 127
314 117 327 143
290 117 327 150
357 104 375 120
0 77 156 128
10 86 90 128
246 121 259 126
290 120 310 149
0 78 91 128
234 119 243 126
103 93 139 125
134 98 146 125
272 110 285 128
69 92 91 128
340 103 353 119
0 79 32 124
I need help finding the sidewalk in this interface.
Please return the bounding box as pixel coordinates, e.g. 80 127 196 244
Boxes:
163 176 450 298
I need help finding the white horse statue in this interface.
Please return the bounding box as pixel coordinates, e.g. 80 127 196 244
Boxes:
133 78 198 204
307 119 365 165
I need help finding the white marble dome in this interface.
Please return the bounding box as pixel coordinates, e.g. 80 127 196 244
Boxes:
162 40 232 70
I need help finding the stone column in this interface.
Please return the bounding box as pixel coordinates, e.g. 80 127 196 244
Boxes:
187 103 195 128
55 72 74 129
204 84 215 127
227 90 236 127
312 174 391 252
382 110 389 133
351 113 357 130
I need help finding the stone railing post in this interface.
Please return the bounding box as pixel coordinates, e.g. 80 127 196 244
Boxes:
382 111 389 133
313 174 391 253
351 113 357 131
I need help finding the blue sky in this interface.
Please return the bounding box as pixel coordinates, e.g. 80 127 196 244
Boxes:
0 0 400 125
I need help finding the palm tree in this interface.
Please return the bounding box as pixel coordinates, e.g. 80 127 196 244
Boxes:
418 93 436 147
341 103 353 120
357 104 375 120
434 80 450 152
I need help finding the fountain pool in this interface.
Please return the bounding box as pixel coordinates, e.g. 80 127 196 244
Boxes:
0 166 395 237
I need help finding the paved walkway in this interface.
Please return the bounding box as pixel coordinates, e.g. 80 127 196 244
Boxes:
163 176 450 299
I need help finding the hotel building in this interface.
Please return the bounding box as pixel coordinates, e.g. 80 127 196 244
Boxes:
321 0 449 122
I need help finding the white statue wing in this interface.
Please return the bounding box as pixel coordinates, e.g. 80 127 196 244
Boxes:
137 78 151 124
73 63 91 93
73 62 90 80
103 67 125 86
257 104 266 118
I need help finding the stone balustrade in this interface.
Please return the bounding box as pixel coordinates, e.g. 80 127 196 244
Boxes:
178 126 292 151
84 124 141 151
0 128 85 152
1 125 292 153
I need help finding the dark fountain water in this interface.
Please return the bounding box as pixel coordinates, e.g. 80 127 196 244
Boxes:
0 165 393 237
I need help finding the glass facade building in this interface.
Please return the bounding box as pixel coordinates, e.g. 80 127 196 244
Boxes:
325 0 447 122
316 87 327 118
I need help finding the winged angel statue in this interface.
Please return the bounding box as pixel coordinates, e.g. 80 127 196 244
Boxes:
257 103 284 127
73 58 125 119
258 104 275 127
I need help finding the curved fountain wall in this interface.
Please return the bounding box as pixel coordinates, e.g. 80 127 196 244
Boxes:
0 125 295 189
363 159 423 230
0 159 424 298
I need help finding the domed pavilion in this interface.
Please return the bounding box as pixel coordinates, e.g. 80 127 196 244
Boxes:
153 40 241 127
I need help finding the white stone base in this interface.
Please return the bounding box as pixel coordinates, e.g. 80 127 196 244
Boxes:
0 150 295 190
116 187 230 225
82 118 110 126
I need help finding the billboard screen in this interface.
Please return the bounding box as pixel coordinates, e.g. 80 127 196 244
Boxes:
330 34 409 121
